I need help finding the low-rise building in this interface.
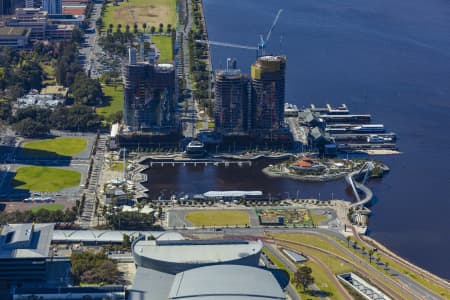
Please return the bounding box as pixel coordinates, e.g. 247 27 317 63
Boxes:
45 23 74 40
16 90 65 109
0 26 30 48
0 223 70 293
40 85 69 98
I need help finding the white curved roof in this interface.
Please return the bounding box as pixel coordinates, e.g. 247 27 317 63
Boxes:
169 265 285 299
52 230 183 243
134 240 262 264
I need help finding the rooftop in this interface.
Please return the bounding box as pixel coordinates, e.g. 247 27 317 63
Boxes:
169 265 285 299
52 230 182 243
133 239 262 265
0 223 54 258
203 191 263 197
130 265 285 300
0 27 28 36
41 85 69 97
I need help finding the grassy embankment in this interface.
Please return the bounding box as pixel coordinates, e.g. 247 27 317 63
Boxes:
332 235 449 299
271 233 413 300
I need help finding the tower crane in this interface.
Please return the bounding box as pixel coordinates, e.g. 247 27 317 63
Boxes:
196 9 283 57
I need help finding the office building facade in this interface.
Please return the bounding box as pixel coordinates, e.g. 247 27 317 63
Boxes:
42 0 61 14
123 48 177 133
214 69 250 134
250 55 286 131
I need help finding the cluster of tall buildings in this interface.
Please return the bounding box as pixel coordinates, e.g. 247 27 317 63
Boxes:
214 55 287 137
121 47 289 146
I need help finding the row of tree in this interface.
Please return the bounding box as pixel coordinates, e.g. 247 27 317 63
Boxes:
11 105 103 137
0 207 77 224
106 211 156 230
187 0 213 117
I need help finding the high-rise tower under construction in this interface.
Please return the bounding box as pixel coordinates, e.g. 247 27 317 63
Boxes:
250 55 286 132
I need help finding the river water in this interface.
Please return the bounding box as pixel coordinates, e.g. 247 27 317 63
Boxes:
147 0 450 278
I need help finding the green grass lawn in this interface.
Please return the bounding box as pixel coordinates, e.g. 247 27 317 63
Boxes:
23 137 87 156
30 203 64 213
109 162 126 172
184 210 250 226
97 83 124 121
102 0 176 32
310 211 329 226
40 62 56 85
151 35 173 63
12 166 81 192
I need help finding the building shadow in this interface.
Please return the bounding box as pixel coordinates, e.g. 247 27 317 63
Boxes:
0 145 73 167
0 170 31 200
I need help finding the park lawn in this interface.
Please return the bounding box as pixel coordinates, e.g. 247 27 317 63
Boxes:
23 137 87 156
151 35 173 63
40 62 56 85
184 210 250 227
97 83 124 120
12 166 81 192
109 162 126 172
310 211 328 226
102 0 176 32
30 203 64 213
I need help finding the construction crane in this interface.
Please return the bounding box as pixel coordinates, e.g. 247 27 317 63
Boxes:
196 9 283 57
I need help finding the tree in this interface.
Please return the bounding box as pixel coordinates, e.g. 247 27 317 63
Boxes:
150 26 156 34
117 23 122 33
167 23 172 33
72 28 83 44
293 266 314 292
159 23 164 33
13 118 49 137
142 23 147 32
133 23 138 34
376 255 381 265
368 248 375 263
125 24 130 33
122 234 131 248
71 72 103 106
346 236 351 247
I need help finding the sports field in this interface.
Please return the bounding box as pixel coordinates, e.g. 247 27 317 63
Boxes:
184 210 250 226
102 0 176 32
30 203 64 212
12 166 81 192
23 137 87 156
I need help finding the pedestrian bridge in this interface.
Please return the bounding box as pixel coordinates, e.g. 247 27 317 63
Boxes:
345 162 374 208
